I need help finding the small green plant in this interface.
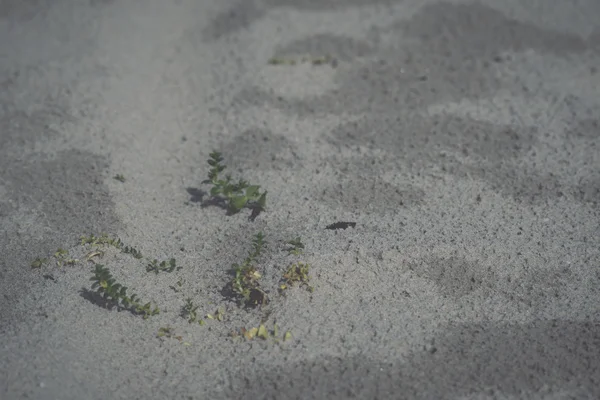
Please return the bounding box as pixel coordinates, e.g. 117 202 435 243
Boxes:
280 262 313 293
31 249 79 269
53 248 79 266
181 298 202 324
232 323 293 342
170 278 185 292
80 233 143 259
206 308 225 322
146 258 179 274
113 174 126 183
54 248 68 258
285 237 305 255
122 245 143 259
157 326 182 341
230 232 268 307
80 233 118 247
90 264 160 319
31 257 48 269
61 258 79 266
205 151 267 214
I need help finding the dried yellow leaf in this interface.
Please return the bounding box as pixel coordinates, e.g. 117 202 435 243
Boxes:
258 324 269 339
244 327 258 339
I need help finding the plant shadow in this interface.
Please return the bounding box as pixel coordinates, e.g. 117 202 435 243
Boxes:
79 287 118 311
185 187 208 203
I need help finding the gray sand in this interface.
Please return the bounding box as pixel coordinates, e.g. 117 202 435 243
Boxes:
1 1 599 399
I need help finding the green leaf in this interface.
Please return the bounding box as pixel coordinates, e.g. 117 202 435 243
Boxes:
222 185 233 197
210 186 222 196
230 196 248 211
209 151 223 161
257 191 267 209
245 185 260 199
31 258 46 268
235 179 249 191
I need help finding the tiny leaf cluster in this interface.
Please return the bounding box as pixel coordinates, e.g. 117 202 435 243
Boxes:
113 174 126 183
181 298 204 325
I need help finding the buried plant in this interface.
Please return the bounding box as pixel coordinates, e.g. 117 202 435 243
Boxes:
285 237 305 256
157 326 183 342
53 248 79 267
89 264 160 319
146 258 179 274
231 323 293 342
204 151 267 214
181 298 208 325
80 233 143 259
268 54 334 66
279 262 314 293
229 232 269 307
280 237 313 293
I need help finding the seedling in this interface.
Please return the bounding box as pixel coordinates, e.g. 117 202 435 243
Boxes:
32 250 77 269
206 308 225 322
285 237 304 255
80 233 143 260
230 232 269 307
204 151 267 214
122 245 143 259
157 326 182 341
54 248 79 267
146 258 179 274
113 174 126 183
90 264 160 319
279 262 313 293
232 323 293 342
181 298 201 324
80 233 119 247
31 258 48 269
170 278 185 293
54 248 68 259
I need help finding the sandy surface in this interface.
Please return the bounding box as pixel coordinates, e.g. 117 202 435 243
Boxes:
1 0 599 399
